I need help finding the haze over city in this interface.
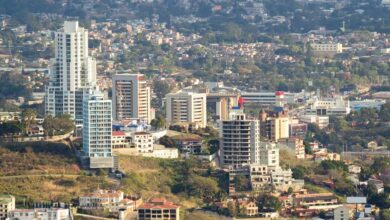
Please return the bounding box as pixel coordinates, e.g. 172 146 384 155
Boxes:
0 0 390 219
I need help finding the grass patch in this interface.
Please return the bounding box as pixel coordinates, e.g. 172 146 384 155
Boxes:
0 142 79 176
118 155 211 209
279 148 315 169
0 175 116 203
304 183 332 193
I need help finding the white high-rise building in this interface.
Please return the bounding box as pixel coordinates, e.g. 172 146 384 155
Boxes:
259 142 279 167
83 91 113 168
165 92 207 128
220 110 261 168
45 21 96 124
112 74 151 123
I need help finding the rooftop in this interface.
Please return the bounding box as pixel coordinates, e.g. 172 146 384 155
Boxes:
112 131 125 136
81 190 123 199
138 198 179 210
0 194 14 204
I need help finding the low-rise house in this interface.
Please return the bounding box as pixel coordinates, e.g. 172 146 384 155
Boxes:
279 195 293 209
79 190 139 213
249 164 302 192
367 141 378 150
27 125 44 136
310 142 320 151
313 149 341 162
214 198 259 217
131 132 153 153
250 164 271 190
367 179 384 193
292 192 339 209
270 166 294 191
238 200 258 216
0 194 15 220
334 205 353 220
172 135 202 153
293 207 320 218
258 212 279 218
137 198 180 220
348 165 361 174
112 131 131 148
0 112 20 122
151 145 179 159
8 208 70 220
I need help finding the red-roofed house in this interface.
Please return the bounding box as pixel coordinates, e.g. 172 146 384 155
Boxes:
137 198 180 220
112 131 131 148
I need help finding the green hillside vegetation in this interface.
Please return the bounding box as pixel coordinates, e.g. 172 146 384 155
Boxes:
0 141 114 205
118 155 226 209
0 142 79 176
0 175 116 204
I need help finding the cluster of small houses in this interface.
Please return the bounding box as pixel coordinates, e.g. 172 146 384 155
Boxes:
0 185 379 220
0 191 180 220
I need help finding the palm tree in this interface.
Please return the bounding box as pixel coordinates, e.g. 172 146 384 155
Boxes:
21 108 37 135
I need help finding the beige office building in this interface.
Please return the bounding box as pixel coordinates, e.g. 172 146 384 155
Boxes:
310 43 343 57
206 93 239 120
112 74 151 123
260 110 290 142
166 92 207 128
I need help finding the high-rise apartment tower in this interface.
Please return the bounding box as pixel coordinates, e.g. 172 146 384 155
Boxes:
45 21 96 124
112 74 151 123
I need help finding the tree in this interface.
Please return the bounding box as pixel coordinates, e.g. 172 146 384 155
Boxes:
0 121 23 136
54 114 75 134
207 139 219 154
320 160 348 172
42 114 74 136
331 117 349 132
153 80 172 102
304 144 313 155
256 194 281 212
169 125 186 133
276 82 288 92
187 174 220 203
292 166 306 179
21 108 37 134
234 175 250 191
380 209 390 219
380 103 390 122
150 115 166 130
42 115 55 136
371 157 390 174
227 201 238 217
368 192 390 209
159 136 177 148
359 167 374 181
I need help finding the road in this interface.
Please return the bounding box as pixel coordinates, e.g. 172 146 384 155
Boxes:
73 213 116 220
